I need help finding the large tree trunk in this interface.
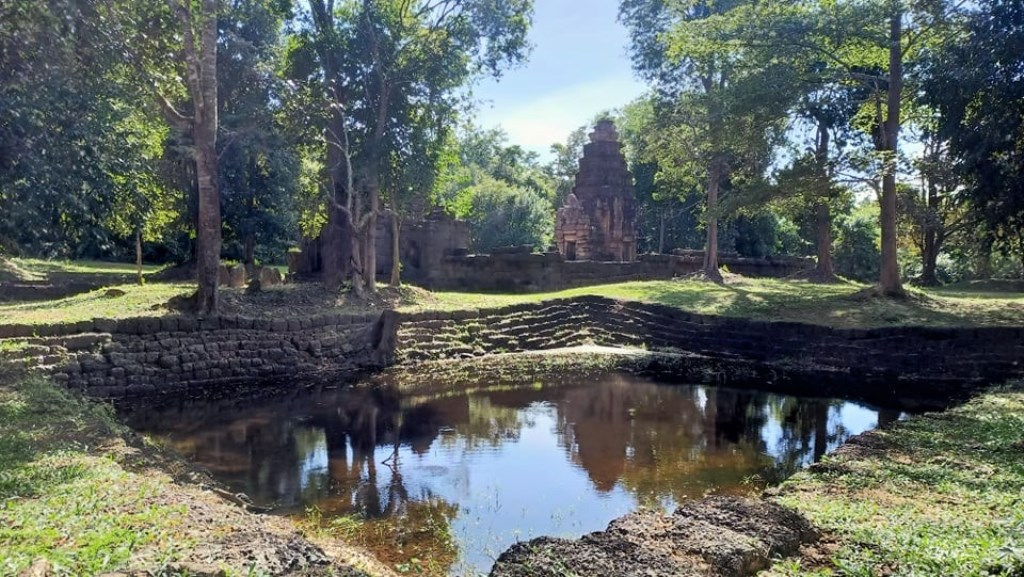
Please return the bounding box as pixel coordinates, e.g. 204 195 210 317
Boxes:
243 233 256 271
812 117 837 282
919 181 941 286
920 240 939 286
310 1 355 293
322 101 354 292
195 135 221 314
363 181 378 293
349 214 364 297
878 4 905 297
814 203 835 280
703 161 723 282
976 234 994 279
135 228 144 286
389 212 401 286
169 0 222 315
659 208 666 255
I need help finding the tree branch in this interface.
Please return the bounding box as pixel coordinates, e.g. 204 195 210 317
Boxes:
156 93 193 129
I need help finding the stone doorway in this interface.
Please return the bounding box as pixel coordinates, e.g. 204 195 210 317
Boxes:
566 242 577 261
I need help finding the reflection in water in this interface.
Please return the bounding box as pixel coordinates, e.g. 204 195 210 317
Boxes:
124 372 889 576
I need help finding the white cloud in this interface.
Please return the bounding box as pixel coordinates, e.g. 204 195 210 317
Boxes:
475 74 647 159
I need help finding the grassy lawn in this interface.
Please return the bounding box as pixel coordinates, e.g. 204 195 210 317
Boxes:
9 258 163 278
405 278 1024 329
765 384 1024 577
0 372 190 575
0 283 195 326
0 257 36 283
3 277 1024 329
0 368 390 577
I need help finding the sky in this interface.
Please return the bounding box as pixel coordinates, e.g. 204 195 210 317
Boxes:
471 0 647 160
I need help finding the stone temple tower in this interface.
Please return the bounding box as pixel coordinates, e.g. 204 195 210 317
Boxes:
555 120 638 262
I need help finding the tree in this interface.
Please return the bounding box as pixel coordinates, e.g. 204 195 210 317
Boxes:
0 0 156 257
292 0 533 294
160 0 223 314
547 124 590 207
615 96 704 255
898 129 969 285
436 126 556 253
620 0 796 281
217 0 300 270
835 205 882 283
925 0 1024 277
454 175 553 253
741 0 966 294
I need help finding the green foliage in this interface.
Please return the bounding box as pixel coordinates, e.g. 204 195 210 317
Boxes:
730 214 807 259
436 126 556 253
285 0 534 259
619 0 800 269
925 0 1024 270
0 0 169 257
438 125 557 206
217 0 300 264
453 175 553 253
835 211 881 283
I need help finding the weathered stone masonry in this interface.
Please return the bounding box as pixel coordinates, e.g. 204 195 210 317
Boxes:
0 312 396 398
397 296 1024 402
3 296 1023 401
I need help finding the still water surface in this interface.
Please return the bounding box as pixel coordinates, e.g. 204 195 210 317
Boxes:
125 371 899 576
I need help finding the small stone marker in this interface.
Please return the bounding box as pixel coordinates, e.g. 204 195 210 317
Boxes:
258 266 283 287
218 264 231 286
228 265 247 288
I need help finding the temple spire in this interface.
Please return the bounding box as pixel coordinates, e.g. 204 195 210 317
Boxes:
555 120 638 262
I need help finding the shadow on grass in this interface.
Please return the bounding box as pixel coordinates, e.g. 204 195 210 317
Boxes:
0 371 114 500
616 278 1024 328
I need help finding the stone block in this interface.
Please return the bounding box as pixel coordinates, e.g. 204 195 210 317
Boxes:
199 318 220 331
159 317 180 332
137 317 161 334
218 264 231 286
259 266 284 287
71 320 95 333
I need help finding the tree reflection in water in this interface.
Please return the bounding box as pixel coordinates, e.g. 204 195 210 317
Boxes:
125 372 894 577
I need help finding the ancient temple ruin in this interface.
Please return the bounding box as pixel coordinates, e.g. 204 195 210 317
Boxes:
555 120 638 262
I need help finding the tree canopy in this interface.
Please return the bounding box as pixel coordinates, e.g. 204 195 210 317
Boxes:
2 0 1023 293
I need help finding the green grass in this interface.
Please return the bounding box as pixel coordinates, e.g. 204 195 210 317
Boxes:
0 257 35 283
9 258 163 278
766 385 1024 577
402 278 1024 329
0 283 195 326
3 277 1024 329
0 372 190 576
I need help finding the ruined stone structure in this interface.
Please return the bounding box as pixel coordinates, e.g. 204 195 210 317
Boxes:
374 208 471 284
556 120 637 262
289 209 470 284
